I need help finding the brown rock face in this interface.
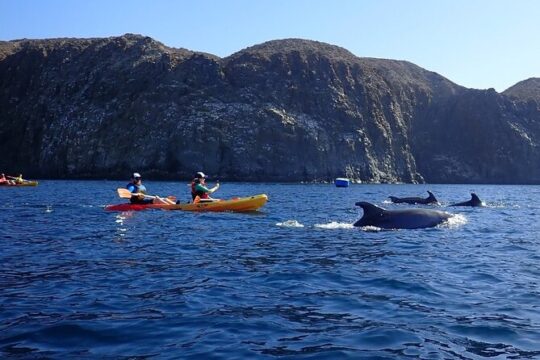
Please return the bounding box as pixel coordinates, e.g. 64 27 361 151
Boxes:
1 34 539 183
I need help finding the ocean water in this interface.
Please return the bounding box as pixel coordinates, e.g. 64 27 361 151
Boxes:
1 181 540 359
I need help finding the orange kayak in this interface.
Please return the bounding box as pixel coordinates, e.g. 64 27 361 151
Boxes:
105 194 268 212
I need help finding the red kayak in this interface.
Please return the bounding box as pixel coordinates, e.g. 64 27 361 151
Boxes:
105 203 155 211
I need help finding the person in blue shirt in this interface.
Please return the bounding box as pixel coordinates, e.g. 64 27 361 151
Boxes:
127 172 173 204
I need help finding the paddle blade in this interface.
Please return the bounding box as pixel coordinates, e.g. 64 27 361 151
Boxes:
117 188 134 199
117 188 171 201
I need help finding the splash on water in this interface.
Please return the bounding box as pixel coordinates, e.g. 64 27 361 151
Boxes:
358 225 383 232
484 202 519 209
314 221 354 229
441 213 468 228
276 220 304 228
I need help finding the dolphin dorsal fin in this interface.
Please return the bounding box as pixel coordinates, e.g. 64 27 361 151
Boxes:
355 202 385 217
470 193 482 204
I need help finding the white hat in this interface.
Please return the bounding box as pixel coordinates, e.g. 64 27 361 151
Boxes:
196 172 206 178
132 172 142 178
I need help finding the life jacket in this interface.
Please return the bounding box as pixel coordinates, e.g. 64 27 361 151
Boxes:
127 182 147 194
191 179 209 200
127 182 148 203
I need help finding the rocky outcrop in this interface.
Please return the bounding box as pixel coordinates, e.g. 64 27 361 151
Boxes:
1 34 539 183
411 88 540 183
503 78 540 103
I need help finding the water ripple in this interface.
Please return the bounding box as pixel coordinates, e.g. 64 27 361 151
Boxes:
1 182 540 358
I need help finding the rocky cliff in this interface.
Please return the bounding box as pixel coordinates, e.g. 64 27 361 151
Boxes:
503 78 540 103
1 34 539 183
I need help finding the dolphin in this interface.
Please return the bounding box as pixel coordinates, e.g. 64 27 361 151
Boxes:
449 193 484 207
354 202 453 229
388 191 439 205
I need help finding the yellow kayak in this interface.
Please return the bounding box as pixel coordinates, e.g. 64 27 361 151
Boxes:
106 194 268 212
0 180 38 187
172 194 268 212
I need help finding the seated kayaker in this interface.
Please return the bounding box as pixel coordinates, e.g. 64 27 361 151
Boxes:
1 174 15 185
191 172 219 203
127 172 173 205
14 174 24 184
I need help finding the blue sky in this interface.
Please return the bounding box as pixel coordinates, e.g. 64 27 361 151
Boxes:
1 0 538 91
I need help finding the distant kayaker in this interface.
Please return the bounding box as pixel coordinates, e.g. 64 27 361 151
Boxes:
1 174 15 185
14 174 24 184
127 172 173 205
191 172 219 202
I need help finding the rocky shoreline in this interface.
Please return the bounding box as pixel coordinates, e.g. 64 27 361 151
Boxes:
1 34 539 183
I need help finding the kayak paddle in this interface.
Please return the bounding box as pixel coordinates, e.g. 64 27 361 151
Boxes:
116 188 176 202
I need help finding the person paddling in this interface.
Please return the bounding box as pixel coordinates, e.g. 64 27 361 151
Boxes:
191 172 220 202
0 173 8 185
1 174 16 185
127 172 174 205
8 174 25 184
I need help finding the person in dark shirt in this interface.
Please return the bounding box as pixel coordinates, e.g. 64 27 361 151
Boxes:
127 172 173 204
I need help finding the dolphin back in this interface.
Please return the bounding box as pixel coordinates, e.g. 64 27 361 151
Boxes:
388 196 401 203
389 191 438 205
450 193 483 207
355 201 452 229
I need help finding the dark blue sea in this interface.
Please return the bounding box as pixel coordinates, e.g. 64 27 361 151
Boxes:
1 181 540 359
